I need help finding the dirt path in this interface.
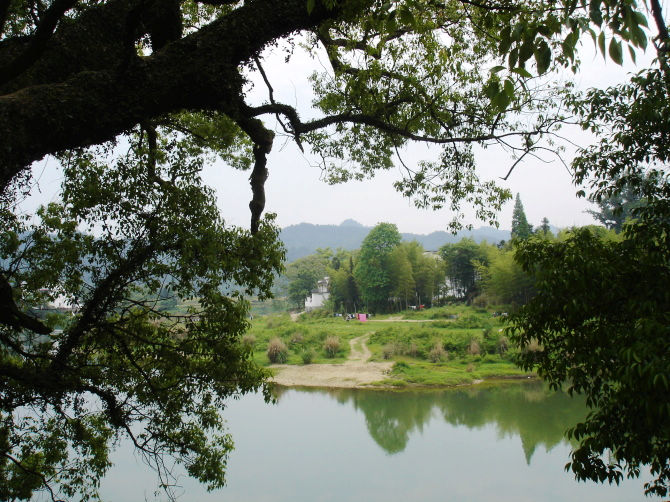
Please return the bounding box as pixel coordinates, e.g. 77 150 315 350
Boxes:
367 319 437 323
270 333 393 388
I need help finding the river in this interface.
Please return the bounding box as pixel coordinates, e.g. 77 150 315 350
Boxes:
99 381 653 501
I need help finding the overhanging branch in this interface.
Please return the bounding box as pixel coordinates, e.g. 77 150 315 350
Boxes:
248 102 548 145
0 0 78 87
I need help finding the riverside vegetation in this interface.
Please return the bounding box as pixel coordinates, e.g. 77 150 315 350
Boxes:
246 304 530 387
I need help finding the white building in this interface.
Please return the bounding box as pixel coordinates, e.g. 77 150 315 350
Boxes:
304 277 330 312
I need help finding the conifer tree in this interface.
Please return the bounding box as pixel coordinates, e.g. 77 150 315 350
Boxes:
540 217 551 236
511 193 532 240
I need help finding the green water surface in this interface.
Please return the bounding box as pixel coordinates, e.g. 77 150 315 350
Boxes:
100 381 654 501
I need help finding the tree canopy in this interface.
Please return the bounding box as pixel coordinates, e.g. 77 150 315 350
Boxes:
509 5 670 494
353 222 401 311
0 0 667 499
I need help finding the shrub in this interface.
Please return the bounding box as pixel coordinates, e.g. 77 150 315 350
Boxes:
301 349 315 364
431 321 451 328
323 336 340 358
242 334 256 349
467 339 481 356
303 308 330 319
405 342 419 358
267 337 289 363
290 332 304 345
265 316 284 329
466 363 475 372
452 315 490 329
429 341 448 362
497 336 509 355
472 294 489 308
382 344 395 360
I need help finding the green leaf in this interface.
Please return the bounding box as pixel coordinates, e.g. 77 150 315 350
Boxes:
633 11 649 28
589 0 603 26
598 31 606 60
587 28 597 45
307 0 315 14
493 89 511 111
490 65 506 74
534 40 552 75
609 38 623 65
484 79 500 99
398 7 415 27
633 26 648 49
504 78 515 99
628 44 636 63
508 48 519 68
519 39 534 65
499 26 512 54
511 67 533 78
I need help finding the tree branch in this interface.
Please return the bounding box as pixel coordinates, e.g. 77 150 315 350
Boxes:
0 0 78 87
0 0 353 193
51 241 155 370
0 274 51 335
232 109 274 234
0 0 11 37
248 102 545 145
2 452 64 502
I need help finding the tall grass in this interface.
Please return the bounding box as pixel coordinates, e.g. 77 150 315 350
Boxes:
323 336 340 358
267 338 289 363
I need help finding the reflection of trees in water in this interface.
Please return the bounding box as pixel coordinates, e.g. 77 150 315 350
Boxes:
437 384 586 464
351 392 437 454
301 382 586 461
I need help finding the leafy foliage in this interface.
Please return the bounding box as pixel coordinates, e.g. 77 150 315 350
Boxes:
0 0 665 498
439 238 489 299
510 35 670 494
478 249 535 307
0 129 283 500
354 223 402 311
510 226 670 496
285 249 332 308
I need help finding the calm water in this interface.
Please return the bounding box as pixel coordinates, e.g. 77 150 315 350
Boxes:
100 381 653 501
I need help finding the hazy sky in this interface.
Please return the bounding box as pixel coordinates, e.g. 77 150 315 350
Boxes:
23 31 653 235
204 32 653 234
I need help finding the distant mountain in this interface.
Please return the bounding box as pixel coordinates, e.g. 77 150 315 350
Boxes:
339 218 365 228
280 221 511 262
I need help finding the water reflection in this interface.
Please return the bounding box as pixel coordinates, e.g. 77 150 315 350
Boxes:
284 381 585 461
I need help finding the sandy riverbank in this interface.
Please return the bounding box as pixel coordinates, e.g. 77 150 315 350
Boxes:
269 333 394 388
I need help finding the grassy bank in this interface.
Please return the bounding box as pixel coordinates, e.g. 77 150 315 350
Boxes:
248 305 531 387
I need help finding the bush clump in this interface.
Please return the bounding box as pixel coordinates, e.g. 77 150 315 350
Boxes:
497 336 509 355
323 336 340 358
290 332 304 345
301 349 315 365
429 341 448 362
405 342 419 358
467 339 481 356
267 337 289 363
242 334 256 349
382 344 395 360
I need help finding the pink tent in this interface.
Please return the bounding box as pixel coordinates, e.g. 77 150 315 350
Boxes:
358 314 367 322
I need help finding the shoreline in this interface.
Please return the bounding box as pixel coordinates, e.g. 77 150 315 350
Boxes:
263 322 534 391
269 374 538 391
